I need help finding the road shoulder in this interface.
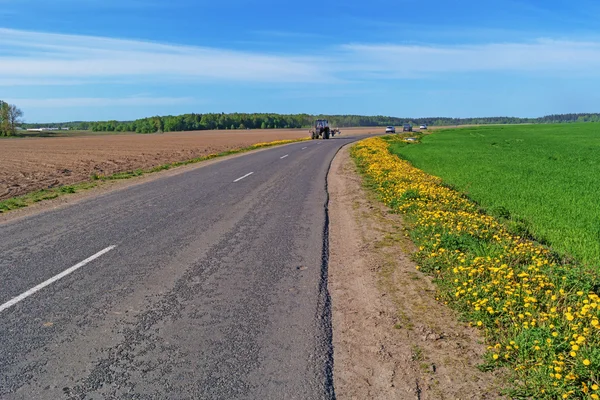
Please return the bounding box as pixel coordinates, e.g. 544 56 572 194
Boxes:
328 145 506 399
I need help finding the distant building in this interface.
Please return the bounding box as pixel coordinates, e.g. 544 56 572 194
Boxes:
26 127 60 132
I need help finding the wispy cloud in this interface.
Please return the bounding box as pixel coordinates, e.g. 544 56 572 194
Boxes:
5 96 196 108
0 28 330 86
3 28 600 89
339 40 600 78
278 88 384 99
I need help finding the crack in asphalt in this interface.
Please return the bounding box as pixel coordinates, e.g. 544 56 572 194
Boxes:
315 143 348 400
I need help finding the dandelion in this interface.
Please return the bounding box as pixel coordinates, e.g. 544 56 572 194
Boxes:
351 137 600 398
566 313 575 321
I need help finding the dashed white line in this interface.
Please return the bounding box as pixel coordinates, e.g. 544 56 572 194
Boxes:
280 154 289 159
0 245 116 314
233 172 254 182
301 147 307 150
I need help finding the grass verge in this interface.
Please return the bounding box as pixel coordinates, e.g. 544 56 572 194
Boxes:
351 136 600 399
0 138 309 213
0 182 98 212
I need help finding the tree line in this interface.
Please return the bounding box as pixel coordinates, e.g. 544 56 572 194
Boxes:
18 111 600 134
0 101 23 136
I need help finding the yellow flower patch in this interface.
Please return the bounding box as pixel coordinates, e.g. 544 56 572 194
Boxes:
351 137 600 399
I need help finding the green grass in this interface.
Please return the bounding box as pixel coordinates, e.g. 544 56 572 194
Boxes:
389 123 600 267
0 182 98 212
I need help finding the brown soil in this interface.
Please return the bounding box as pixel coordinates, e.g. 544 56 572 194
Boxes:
0 127 379 201
328 145 507 399
0 142 303 225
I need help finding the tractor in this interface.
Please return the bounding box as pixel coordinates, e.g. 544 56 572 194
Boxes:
310 119 340 140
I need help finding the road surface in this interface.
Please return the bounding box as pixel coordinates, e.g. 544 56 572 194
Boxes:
0 135 367 399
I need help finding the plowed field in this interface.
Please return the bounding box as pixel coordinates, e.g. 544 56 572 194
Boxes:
0 127 379 200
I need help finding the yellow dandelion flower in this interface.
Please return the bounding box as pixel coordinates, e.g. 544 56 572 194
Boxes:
566 313 575 321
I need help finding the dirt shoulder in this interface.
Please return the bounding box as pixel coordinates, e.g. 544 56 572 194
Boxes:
328 145 506 399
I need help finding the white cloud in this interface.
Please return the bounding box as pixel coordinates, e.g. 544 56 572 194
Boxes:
0 28 329 86
0 78 97 86
2 28 600 89
339 40 600 78
6 96 196 108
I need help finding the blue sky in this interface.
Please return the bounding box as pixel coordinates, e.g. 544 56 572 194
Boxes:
1 0 600 122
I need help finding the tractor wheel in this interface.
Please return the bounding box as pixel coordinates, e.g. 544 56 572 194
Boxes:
324 128 330 139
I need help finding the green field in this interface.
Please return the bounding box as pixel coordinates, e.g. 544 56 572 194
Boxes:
390 123 600 267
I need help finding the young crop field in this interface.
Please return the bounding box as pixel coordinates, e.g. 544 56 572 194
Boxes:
390 123 600 268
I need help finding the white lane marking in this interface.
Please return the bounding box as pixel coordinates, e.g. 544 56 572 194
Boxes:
233 172 254 182
280 154 289 159
301 147 307 150
0 245 116 314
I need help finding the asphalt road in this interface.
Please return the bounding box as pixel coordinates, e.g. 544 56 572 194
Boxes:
0 135 368 399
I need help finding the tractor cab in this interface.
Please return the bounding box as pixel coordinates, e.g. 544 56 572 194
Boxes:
316 119 329 129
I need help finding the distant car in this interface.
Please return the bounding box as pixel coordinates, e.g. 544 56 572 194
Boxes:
403 124 413 132
419 124 428 130
385 126 396 133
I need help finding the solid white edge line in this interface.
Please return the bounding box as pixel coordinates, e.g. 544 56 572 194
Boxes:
280 154 289 159
0 245 116 314
233 172 254 183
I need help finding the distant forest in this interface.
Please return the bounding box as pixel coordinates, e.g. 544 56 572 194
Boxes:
21 112 600 134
